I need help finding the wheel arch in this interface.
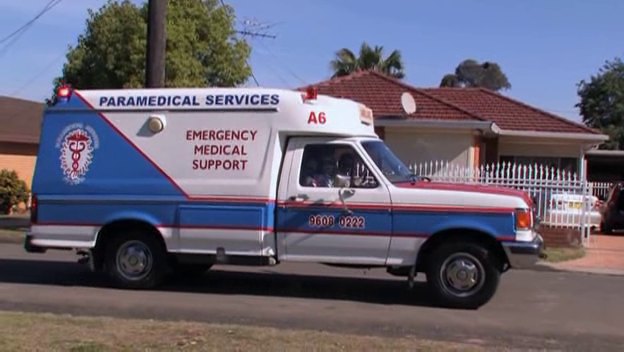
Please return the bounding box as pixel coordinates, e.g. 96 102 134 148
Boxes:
416 228 509 272
91 217 168 272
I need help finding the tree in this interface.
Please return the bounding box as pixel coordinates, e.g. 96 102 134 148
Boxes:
0 169 29 214
576 57 624 150
439 59 511 91
51 0 251 100
330 42 405 79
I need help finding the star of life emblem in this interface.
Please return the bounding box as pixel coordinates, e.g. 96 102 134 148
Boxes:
56 124 99 185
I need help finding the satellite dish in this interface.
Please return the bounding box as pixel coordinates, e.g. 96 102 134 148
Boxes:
401 92 417 114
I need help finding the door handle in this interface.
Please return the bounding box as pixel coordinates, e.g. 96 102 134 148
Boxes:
289 194 309 202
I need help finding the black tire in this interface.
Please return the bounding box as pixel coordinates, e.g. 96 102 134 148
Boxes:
104 230 169 289
425 242 501 309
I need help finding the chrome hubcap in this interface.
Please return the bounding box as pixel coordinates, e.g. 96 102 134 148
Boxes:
116 240 152 281
440 253 485 297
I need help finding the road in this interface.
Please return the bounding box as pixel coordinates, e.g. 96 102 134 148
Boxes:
0 243 623 351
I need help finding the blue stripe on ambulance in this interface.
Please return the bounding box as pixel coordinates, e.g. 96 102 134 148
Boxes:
275 206 514 239
37 197 275 230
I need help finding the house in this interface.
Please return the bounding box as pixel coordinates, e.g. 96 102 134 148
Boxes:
0 96 45 188
585 150 624 182
300 70 608 179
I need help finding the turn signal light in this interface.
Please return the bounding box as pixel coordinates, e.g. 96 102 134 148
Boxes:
515 209 532 230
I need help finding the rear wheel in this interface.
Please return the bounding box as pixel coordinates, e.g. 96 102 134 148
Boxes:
426 242 501 309
104 231 169 289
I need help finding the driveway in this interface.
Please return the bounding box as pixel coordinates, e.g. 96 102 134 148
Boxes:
546 234 624 275
1 243 624 351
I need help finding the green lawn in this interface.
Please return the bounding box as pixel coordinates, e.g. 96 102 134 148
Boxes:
0 311 494 352
542 247 586 263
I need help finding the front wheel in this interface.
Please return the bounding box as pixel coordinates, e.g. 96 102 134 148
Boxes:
426 242 501 309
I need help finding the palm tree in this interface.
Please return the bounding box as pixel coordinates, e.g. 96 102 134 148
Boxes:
330 42 405 79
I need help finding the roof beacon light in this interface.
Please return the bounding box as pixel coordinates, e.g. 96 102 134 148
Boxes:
303 86 318 101
57 85 72 100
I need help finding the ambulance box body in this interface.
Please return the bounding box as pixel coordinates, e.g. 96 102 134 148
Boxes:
26 86 542 308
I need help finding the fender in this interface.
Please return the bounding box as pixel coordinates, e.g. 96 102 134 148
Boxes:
429 217 507 241
97 211 177 251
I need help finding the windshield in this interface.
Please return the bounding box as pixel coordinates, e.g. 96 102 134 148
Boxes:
361 141 415 183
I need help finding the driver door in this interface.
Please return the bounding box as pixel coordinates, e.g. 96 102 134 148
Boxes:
276 138 392 265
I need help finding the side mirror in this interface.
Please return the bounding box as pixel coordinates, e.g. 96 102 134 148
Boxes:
334 174 351 188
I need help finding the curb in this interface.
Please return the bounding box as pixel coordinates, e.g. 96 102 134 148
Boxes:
0 235 24 245
538 261 624 276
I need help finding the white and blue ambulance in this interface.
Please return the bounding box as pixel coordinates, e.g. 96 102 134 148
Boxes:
26 85 543 308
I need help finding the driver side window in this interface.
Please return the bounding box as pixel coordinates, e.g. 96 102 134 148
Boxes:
299 144 378 189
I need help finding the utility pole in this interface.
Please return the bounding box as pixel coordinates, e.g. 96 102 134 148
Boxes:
145 0 167 88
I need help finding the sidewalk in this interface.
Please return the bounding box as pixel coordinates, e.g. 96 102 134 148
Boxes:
543 234 624 276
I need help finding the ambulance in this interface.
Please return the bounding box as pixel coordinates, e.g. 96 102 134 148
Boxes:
26 85 543 308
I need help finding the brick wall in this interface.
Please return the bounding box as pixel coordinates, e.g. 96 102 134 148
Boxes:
540 226 583 248
0 142 38 188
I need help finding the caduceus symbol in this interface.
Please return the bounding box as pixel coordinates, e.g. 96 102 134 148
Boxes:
67 132 89 175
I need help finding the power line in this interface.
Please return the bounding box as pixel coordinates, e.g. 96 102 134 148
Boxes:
249 72 260 86
9 51 66 96
256 40 307 86
0 0 62 44
253 50 293 88
0 0 63 59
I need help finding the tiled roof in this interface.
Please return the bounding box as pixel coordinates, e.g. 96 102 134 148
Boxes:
300 70 482 121
300 70 598 134
0 96 45 144
422 87 596 134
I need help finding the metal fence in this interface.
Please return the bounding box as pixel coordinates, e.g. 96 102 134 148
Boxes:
590 182 614 200
410 161 601 245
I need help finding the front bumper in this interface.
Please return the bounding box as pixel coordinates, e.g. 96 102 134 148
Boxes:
502 233 544 269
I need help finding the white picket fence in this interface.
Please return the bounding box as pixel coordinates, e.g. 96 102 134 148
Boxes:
410 161 604 246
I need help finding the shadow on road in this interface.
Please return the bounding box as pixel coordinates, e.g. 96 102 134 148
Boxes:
0 258 437 307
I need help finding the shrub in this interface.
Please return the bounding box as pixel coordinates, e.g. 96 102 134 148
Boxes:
0 169 29 214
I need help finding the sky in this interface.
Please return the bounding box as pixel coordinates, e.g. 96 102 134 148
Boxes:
0 0 622 123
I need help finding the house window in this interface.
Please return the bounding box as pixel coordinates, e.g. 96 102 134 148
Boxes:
499 156 578 174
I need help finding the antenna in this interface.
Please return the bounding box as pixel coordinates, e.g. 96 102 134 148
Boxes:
237 17 277 39
401 92 417 114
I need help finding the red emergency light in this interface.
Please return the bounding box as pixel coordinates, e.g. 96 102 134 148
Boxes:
302 86 318 102
57 85 72 99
